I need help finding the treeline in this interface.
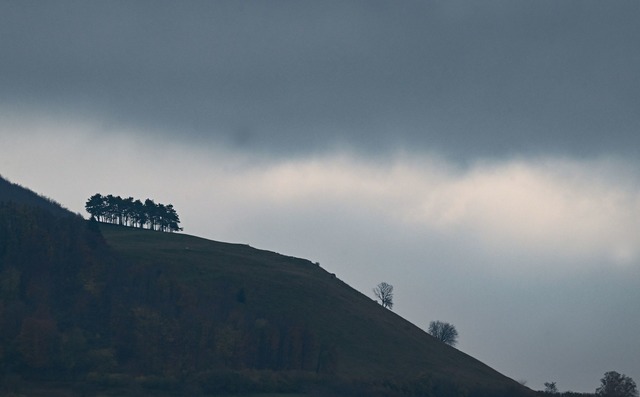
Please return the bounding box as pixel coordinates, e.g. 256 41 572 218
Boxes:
85 193 182 232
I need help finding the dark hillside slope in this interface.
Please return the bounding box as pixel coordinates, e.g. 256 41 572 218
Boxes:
0 198 121 393
100 223 531 396
0 175 73 217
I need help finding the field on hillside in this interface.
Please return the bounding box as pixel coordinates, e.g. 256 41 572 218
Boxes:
100 224 527 395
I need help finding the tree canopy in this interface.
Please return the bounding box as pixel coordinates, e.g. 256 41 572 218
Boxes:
428 321 458 347
85 193 182 232
596 371 638 397
543 381 558 394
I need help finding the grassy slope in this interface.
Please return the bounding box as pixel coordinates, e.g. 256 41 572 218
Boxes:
100 224 524 392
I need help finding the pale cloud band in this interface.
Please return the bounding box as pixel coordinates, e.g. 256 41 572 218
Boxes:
3 116 638 276
233 154 640 271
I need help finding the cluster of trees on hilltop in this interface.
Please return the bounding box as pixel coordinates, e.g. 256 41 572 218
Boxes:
85 193 182 232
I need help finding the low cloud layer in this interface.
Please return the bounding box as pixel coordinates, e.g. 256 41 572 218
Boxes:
2 1 640 160
218 154 640 273
5 118 639 275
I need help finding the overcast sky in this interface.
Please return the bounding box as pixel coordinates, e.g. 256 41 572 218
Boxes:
2 1 640 392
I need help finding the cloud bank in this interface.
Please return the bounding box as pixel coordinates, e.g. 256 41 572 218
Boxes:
3 118 639 276
1 1 640 160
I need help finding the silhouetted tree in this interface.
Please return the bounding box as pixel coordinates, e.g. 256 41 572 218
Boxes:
122 196 134 226
144 198 158 230
373 282 393 309
544 381 558 394
131 199 147 228
163 204 182 232
428 321 458 346
105 194 121 224
85 193 107 222
85 194 182 232
596 371 638 397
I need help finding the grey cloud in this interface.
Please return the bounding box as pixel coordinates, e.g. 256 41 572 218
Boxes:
2 1 640 160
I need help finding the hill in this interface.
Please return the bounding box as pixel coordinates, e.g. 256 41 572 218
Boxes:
100 225 526 392
0 176 532 396
0 175 73 218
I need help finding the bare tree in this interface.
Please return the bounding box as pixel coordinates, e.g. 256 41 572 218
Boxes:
428 321 458 346
544 381 558 394
373 282 393 310
596 371 638 397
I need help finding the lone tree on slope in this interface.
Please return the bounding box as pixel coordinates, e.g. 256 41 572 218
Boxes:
428 320 458 347
596 371 638 397
373 282 394 310
544 381 558 394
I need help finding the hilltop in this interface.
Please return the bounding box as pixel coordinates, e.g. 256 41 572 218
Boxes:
0 175 532 396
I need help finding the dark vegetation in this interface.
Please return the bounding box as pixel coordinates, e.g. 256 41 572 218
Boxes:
85 193 182 232
536 392 596 397
596 371 638 397
0 175 534 396
531 370 638 397
428 321 459 347
373 281 393 310
0 175 72 218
